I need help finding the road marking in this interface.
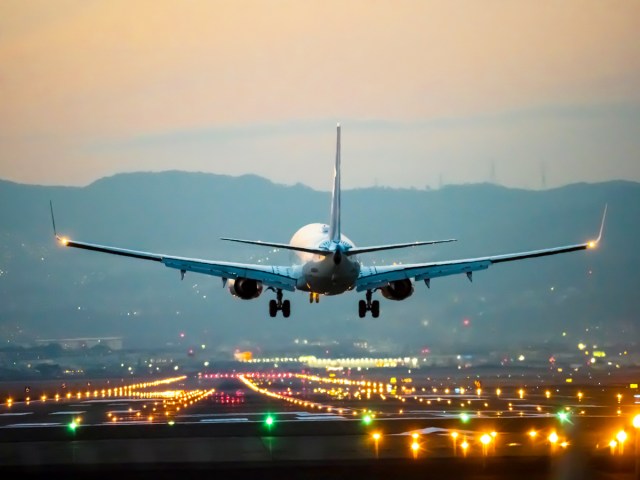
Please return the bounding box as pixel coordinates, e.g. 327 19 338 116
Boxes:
50 411 86 415
0 412 33 416
3 422 61 428
199 418 249 423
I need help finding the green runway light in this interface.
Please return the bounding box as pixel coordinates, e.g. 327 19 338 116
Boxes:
265 415 274 427
459 412 470 423
557 411 570 423
168 420 175 426
362 414 373 425
68 421 77 432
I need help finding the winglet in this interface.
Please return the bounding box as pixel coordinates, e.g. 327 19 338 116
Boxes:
49 201 69 246
49 200 58 237
587 204 607 249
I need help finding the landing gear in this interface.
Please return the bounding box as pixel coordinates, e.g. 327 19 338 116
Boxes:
309 292 320 304
358 290 380 318
269 289 290 318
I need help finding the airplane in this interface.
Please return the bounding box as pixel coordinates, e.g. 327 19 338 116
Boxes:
50 124 606 318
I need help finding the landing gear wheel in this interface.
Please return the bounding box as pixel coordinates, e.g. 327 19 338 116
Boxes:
358 290 380 318
269 289 290 317
371 300 380 318
358 300 366 318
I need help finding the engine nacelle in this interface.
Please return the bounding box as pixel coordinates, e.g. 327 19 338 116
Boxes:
228 278 263 300
380 279 414 301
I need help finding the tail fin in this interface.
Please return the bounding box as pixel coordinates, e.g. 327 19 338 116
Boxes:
329 123 341 243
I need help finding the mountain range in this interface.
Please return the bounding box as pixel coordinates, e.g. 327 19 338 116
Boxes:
1 172 638 354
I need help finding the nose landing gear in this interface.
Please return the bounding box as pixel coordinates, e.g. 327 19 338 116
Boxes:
269 289 290 318
358 290 379 318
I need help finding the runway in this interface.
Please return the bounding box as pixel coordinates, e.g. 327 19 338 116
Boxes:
2 371 640 478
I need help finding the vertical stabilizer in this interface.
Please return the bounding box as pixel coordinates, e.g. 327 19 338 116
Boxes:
329 124 341 243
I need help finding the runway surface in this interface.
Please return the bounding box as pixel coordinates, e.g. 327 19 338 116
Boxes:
2 371 640 478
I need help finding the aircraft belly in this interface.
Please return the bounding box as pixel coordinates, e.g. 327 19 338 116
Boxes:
299 257 360 295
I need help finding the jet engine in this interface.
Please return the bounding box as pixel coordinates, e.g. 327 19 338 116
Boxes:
380 279 414 301
228 278 263 299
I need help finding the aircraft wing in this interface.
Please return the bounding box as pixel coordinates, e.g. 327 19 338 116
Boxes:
356 242 593 291
54 237 298 291
356 206 607 292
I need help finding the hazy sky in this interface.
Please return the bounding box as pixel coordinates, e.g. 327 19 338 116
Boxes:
1 0 639 190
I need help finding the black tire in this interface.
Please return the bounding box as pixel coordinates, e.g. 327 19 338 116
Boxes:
371 300 380 318
358 300 366 318
269 299 277 317
282 300 291 318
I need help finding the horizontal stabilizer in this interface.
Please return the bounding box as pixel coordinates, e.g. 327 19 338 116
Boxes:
220 237 331 256
345 239 456 256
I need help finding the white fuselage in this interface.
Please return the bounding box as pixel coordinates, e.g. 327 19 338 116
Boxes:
289 223 360 295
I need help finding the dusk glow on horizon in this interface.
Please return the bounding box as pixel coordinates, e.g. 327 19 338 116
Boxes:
1 0 639 190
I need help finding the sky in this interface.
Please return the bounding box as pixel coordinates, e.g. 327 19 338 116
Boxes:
1 0 639 190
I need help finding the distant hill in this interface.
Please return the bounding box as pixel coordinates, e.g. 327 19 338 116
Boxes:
0 172 638 352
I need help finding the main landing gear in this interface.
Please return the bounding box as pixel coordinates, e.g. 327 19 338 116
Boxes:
309 292 320 304
269 289 290 318
358 290 379 318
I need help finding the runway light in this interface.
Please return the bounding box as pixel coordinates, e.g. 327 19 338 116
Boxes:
459 412 470 423
480 434 491 445
372 432 381 441
411 441 420 452
362 414 373 425
68 421 77 432
616 430 627 444
557 411 570 423
548 432 559 444
529 430 537 438
411 432 420 440
461 440 469 455
633 414 640 429
265 415 274 427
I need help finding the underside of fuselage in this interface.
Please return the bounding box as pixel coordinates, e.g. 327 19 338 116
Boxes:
289 223 360 295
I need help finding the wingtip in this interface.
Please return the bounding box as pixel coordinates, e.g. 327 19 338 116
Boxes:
588 203 607 248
